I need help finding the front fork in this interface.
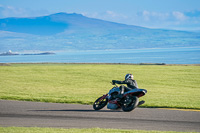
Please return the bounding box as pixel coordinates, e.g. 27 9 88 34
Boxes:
98 94 108 102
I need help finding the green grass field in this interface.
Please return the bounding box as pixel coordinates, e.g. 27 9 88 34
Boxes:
0 63 199 109
0 127 198 133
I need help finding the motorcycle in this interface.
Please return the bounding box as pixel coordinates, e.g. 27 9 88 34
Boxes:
93 83 147 112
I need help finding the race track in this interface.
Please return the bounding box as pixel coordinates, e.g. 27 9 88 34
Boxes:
0 100 199 132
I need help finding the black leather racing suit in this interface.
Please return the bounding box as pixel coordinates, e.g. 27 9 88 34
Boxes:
112 79 138 94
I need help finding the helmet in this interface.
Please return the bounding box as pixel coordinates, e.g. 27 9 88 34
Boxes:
125 74 134 80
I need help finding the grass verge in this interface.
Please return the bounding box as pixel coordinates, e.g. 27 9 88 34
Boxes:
0 127 198 133
0 63 199 109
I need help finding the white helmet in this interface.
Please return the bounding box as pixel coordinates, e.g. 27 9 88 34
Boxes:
125 74 133 80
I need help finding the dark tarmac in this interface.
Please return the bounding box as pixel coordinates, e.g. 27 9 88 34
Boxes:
0 100 199 132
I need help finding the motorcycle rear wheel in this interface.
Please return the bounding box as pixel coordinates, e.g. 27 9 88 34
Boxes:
121 96 139 112
93 96 108 110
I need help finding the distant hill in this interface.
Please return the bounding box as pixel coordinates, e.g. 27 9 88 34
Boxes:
0 12 199 52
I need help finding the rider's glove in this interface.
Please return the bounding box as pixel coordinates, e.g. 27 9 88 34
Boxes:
112 80 116 85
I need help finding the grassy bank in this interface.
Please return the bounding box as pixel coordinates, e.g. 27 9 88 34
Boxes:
0 63 199 109
0 127 198 133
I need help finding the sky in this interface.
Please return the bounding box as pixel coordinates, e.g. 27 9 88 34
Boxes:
0 0 200 31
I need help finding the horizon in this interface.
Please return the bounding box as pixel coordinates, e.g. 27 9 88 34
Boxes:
0 0 200 31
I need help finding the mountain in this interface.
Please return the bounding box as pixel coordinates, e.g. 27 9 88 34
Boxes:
0 12 199 52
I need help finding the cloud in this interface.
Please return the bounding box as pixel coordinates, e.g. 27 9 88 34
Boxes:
0 4 50 18
1 4 199 31
172 11 187 21
0 5 27 18
185 10 200 17
82 10 128 22
133 10 200 30
105 11 127 19
83 10 200 30
138 10 189 22
140 10 171 21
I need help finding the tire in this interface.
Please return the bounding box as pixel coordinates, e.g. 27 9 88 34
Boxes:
121 96 139 112
93 96 108 110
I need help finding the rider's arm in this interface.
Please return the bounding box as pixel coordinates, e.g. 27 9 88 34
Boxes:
112 80 125 84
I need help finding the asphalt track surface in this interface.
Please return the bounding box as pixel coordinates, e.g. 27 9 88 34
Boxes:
0 100 200 132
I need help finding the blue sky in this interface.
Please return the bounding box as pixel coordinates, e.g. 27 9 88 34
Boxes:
0 0 200 31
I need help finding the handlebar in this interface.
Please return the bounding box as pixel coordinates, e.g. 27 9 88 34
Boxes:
110 82 118 87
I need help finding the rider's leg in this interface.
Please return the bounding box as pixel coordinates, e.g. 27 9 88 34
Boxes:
120 85 125 94
117 85 125 98
124 86 132 92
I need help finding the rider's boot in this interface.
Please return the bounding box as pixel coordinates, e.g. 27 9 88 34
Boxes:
138 100 145 106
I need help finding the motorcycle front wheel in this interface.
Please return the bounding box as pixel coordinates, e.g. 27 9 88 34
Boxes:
93 96 108 110
121 96 139 112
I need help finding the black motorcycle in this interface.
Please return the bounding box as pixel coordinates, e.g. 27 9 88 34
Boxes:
93 84 147 112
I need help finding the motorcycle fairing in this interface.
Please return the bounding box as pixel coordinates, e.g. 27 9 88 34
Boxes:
108 87 120 95
107 100 119 109
124 88 147 97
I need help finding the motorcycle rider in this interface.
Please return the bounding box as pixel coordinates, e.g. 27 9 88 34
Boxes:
112 73 138 98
